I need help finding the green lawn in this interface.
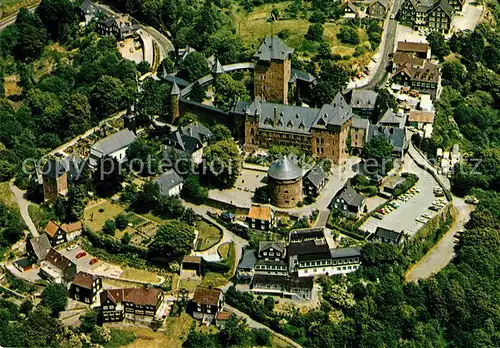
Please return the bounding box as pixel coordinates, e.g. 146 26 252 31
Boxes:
179 278 202 292
217 242 231 259
0 182 20 216
201 272 227 288
28 203 55 229
120 266 160 283
194 220 222 251
84 201 125 232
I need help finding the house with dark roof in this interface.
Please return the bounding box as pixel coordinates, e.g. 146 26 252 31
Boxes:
347 89 380 118
164 122 212 165
397 0 455 34
377 109 407 128
392 60 441 99
251 274 314 301
396 41 430 59
288 238 330 275
181 255 202 276
246 205 276 230
100 287 164 323
70 272 103 304
350 116 370 156
191 286 224 324
368 0 389 19
296 247 362 277
289 227 326 244
373 227 406 245
255 242 288 276
27 234 52 262
39 249 77 285
237 249 257 283
340 1 360 19
333 184 366 218
154 170 184 197
89 129 137 168
43 220 83 246
78 0 101 24
96 15 140 40
392 51 426 73
303 164 326 197
367 125 407 158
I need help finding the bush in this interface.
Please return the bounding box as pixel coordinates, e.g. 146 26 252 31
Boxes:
278 29 291 39
305 23 324 42
115 214 129 231
337 26 360 45
393 173 419 197
102 219 116 236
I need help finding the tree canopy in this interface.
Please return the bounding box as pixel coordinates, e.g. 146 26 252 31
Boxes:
149 220 195 257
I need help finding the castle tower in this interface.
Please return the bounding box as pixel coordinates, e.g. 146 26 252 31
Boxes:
171 81 181 123
253 36 293 105
267 155 303 208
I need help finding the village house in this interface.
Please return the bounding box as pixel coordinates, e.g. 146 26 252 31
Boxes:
255 242 288 276
39 249 77 285
303 164 327 197
397 0 455 34
367 125 407 158
70 272 103 304
89 128 137 168
296 247 362 277
163 122 212 165
246 205 276 230
377 109 407 128
154 170 184 197
251 274 314 301
289 227 326 244
191 286 224 324
181 255 202 276
236 249 257 283
396 41 431 59
392 60 441 99
407 110 435 136
340 1 360 19
26 234 52 263
43 221 83 247
373 227 406 245
78 0 101 24
346 90 380 119
100 287 164 323
96 15 140 40
332 184 366 218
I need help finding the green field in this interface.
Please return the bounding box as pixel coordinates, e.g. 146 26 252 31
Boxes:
194 220 222 251
0 182 20 216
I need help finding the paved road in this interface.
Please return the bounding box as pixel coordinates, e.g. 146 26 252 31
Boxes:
225 304 302 348
405 198 475 281
9 180 38 236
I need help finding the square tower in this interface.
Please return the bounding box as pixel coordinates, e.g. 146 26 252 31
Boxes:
253 36 293 104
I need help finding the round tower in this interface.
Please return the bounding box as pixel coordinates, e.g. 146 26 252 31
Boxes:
267 155 303 208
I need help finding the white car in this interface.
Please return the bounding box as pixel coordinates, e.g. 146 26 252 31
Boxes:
421 213 431 219
66 244 78 251
390 14 395 19
416 217 427 223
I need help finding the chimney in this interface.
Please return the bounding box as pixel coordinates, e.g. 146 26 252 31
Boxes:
273 107 278 127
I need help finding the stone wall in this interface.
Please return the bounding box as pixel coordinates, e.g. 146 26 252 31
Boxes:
254 59 291 104
311 119 351 165
268 177 303 208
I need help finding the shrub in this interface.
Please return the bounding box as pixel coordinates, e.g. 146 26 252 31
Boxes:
115 214 129 231
278 29 291 39
305 23 324 42
337 26 360 45
102 219 116 236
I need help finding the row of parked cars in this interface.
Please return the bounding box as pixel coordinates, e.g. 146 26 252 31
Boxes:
416 197 447 223
373 187 422 220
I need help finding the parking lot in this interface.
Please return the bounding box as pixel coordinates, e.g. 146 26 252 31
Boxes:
360 155 448 237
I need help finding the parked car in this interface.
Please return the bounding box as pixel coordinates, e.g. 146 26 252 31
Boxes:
66 244 78 251
377 208 386 215
465 196 479 204
429 205 440 211
415 217 427 223
89 258 98 265
373 212 384 220
76 251 87 259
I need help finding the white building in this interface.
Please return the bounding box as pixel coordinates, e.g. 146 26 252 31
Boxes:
296 247 361 277
89 129 137 168
153 170 184 197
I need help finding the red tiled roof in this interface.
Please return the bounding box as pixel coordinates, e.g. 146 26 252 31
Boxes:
397 41 429 53
248 205 272 221
72 271 98 289
44 221 61 237
102 288 161 306
193 286 222 306
61 221 83 233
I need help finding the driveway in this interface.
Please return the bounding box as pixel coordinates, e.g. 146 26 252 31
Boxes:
405 198 475 281
9 181 38 236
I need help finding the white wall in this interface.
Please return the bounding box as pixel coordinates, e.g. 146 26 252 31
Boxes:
298 263 360 277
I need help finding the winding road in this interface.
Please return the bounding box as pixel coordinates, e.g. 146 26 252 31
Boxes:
9 180 38 236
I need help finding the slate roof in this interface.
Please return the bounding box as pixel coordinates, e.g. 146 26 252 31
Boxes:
297 251 332 262
304 164 326 188
248 205 273 221
268 155 302 181
351 115 370 130
238 249 257 270
367 125 406 153
289 227 325 243
374 227 404 244
162 74 191 87
259 241 285 254
337 184 365 208
256 259 287 267
431 0 454 16
72 272 99 289
329 247 362 259
171 81 181 95
397 41 429 53
289 68 316 84
315 92 353 127
252 274 313 289
90 129 136 157
193 286 222 306
28 234 51 261
378 109 406 128
254 36 294 62
288 239 329 256
370 0 389 9
42 159 66 179
166 122 212 154
212 59 225 74
154 170 183 196
394 61 440 84
349 90 379 110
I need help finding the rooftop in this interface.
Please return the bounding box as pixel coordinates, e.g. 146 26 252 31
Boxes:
408 110 435 123
367 125 406 152
45 249 74 272
304 164 326 188
268 156 302 181
349 90 379 110
90 129 136 157
154 170 184 196
238 249 257 270
28 234 51 261
72 272 99 289
397 41 429 53
337 184 365 208
254 36 294 62
193 286 222 306
374 227 404 244
248 205 273 221
44 221 61 238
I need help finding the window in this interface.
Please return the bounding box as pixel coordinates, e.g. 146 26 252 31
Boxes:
76 287 80 292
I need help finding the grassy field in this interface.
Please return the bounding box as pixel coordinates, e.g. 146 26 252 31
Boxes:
201 272 227 288
120 266 160 283
194 220 222 251
178 278 202 293
233 1 372 69
217 242 231 259
27 203 55 229
84 201 125 232
0 182 19 215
